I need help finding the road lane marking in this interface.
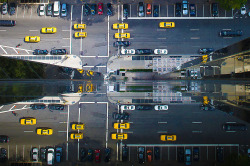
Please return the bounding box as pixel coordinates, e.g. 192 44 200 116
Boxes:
58 131 67 132
59 122 67 124
24 131 33 132
190 29 199 31
222 29 231 30
157 131 168 133
191 37 200 39
62 30 70 31
66 105 69 160
226 122 236 123
157 29 166 31
0 30 7 31
0 46 7 54
62 46 70 47
158 38 166 40
158 122 168 124
63 38 70 39
126 131 133 133
192 131 202 133
80 5 83 52
192 46 200 47
0 106 3 109
29 30 39 31
192 122 202 124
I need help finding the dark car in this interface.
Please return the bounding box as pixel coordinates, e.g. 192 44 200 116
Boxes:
153 5 159 17
55 147 62 163
190 4 196 16
122 146 128 161
94 149 100 163
30 104 46 110
193 147 199 161
136 49 153 55
199 48 214 54
212 3 218 17
40 148 46 161
222 123 247 131
216 147 224 162
112 112 130 120
136 105 153 110
114 41 131 47
104 148 110 162
176 3 182 17
47 4 53 16
185 149 191 165
138 2 144 17
9 3 16 16
91 4 96 15
80 148 86 161
154 147 160 160
123 4 129 18
84 4 90 16
51 49 67 55
48 104 65 111
219 30 242 37
87 149 93 161
177 147 184 162
107 3 112 16
33 49 48 55
0 148 7 162
138 147 145 164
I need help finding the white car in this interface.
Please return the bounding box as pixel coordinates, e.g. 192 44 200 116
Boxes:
182 1 188 15
39 4 45 16
154 105 168 111
154 49 168 55
31 148 39 162
1 3 8 15
121 49 135 55
241 5 246 15
121 105 135 110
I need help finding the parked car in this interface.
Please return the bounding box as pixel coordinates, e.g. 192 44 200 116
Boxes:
1 3 8 15
33 49 48 55
123 4 129 18
154 147 160 160
104 148 110 162
39 4 45 16
138 2 144 17
30 104 46 110
147 149 152 162
91 4 96 15
212 3 218 17
155 105 168 110
31 148 39 162
177 147 184 162
121 105 135 110
136 49 153 55
113 41 131 47
98 3 103 15
138 147 145 164
121 49 135 54
47 147 54 165
185 149 191 165
84 4 90 16
112 112 130 120
136 105 153 110
80 148 86 161
146 4 152 15
55 147 62 163
50 49 67 55
176 3 182 16
94 149 100 163
122 146 128 161
216 147 224 162
87 149 93 161
48 104 65 110
153 5 159 17
193 147 199 161
47 4 53 16
241 5 246 15
190 4 196 16
0 135 9 143
182 1 188 15
40 148 46 161
219 30 242 37
199 48 214 54
222 123 247 131
61 3 67 17
0 148 7 162
9 3 16 16
107 3 112 16
154 49 168 54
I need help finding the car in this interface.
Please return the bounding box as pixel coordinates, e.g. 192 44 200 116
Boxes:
1 3 8 15
39 4 45 16
0 148 7 162
94 149 100 163
87 149 93 161
121 105 135 110
48 104 65 110
123 4 129 18
136 49 153 55
177 147 184 162
113 23 128 30
115 33 130 39
182 1 188 15
212 3 218 17
31 148 39 162
199 48 214 54
80 148 86 161
193 147 199 161
9 3 16 16
112 112 130 120
138 147 145 164
216 147 224 162
20 117 36 125
219 30 242 37
91 4 96 15
61 3 67 17
30 104 46 110
153 5 159 17
33 49 48 55
154 105 168 110
111 133 128 140
160 135 177 141
107 3 112 16
146 4 152 15
25 36 40 43
185 149 191 165
47 4 53 16
50 49 67 55
190 4 196 16
113 123 130 129
84 4 90 16
72 123 85 130
159 22 175 28
154 49 168 55
241 5 246 15
147 150 152 162
136 105 153 110
36 128 53 135
113 41 131 47
138 2 144 17
121 49 135 55
40 148 46 161
98 3 103 15
70 133 83 139
41 27 57 34
55 147 62 163
75 32 87 38
154 147 160 160
0 135 9 143
222 123 247 131
47 147 54 165
104 148 111 162
122 146 128 161
74 24 86 30
176 3 182 16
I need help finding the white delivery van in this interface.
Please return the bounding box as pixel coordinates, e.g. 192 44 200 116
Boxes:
53 1 60 16
47 148 54 165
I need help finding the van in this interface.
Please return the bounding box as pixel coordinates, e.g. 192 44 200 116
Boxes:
53 1 60 16
0 20 16 26
47 148 54 165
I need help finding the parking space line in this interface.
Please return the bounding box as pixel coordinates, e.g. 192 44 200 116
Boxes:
25 50 30 54
130 4 132 18
80 5 83 52
121 4 124 21
16 6 18 18
118 4 120 20
23 5 25 18
116 143 119 160
66 105 69 161
0 106 3 109
108 15 110 58
79 102 95 104
16 145 17 161
30 7 32 19
167 4 168 17
23 145 25 160
203 4 205 17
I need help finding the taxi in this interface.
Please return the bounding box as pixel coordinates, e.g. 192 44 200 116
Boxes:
72 123 85 130
25 36 40 42
41 27 57 33
113 123 130 129
36 128 53 135
160 135 177 141
20 117 36 125
70 133 83 139
115 33 130 39
159 22 175 28
111 133 128 140
74 24 86 30
112 23 128 29
75 32 87 38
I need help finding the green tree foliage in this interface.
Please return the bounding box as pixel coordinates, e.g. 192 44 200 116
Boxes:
216 0 247 10
223 153 250 166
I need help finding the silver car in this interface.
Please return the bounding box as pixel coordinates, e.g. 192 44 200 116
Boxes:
1 3 8 15
182 1 188 15
138 2 144 17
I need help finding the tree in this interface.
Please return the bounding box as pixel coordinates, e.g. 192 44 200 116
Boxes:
216 0 247 10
